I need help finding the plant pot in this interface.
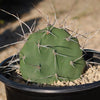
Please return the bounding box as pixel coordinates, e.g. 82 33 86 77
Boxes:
0 49 100 100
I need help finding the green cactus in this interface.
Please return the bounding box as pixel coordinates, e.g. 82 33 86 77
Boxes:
19 25 86 84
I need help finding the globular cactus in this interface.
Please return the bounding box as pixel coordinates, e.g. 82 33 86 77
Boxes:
19 25 86 84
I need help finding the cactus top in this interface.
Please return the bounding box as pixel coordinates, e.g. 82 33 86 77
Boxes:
19 26 86 84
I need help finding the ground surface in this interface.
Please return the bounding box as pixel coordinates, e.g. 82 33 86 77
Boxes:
0 0 100 100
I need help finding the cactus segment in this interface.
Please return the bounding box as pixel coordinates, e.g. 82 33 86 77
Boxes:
19 26 86 84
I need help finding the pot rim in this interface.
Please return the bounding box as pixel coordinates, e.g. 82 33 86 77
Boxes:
0 50 100 94
0 74 100 94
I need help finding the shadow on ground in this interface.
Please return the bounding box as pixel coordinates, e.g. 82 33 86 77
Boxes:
0 17 41 51
0 0 43 25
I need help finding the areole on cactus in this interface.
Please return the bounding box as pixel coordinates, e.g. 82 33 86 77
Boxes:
19 25 86 84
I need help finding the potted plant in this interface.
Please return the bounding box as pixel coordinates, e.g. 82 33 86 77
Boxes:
0 25 100 100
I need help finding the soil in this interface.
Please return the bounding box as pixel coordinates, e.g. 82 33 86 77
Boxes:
0 0 100 100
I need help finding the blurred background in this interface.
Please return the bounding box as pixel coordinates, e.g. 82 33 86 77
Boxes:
0 0 100 100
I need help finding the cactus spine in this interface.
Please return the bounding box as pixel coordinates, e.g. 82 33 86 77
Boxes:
19 25 86 84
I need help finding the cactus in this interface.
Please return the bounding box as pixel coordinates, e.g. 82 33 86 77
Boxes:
19 25 86 84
